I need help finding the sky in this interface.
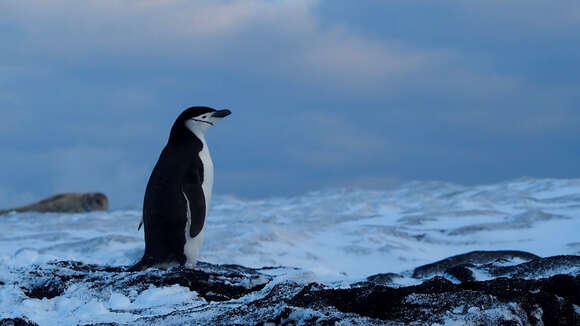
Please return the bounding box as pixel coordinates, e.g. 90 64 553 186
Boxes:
1 0 579 209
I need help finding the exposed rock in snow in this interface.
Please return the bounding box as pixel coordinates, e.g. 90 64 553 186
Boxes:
0 318 39 326
412 250 541 278
2 179 580 325
4 252 580 325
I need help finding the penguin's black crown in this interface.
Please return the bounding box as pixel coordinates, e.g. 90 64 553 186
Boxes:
169 106 231 143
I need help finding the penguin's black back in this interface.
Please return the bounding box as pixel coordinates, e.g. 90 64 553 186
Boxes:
136 132 204 268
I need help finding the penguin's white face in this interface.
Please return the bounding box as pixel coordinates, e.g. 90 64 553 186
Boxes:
184 110 231 135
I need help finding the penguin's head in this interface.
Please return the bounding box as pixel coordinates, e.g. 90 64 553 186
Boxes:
183 106 231 135
169 106 231 142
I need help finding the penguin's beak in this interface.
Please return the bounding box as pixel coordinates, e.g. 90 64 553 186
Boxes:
212 109 231 118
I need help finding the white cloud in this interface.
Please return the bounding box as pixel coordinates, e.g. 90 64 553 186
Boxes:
3 0 578 96
288 31 447 91
3 0 313 53
2 0 449 92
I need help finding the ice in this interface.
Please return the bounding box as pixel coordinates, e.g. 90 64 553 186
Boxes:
132 284 201 309
0 178 579 324
1 178 579 280
204 179 580 281
108 292 131 310
5 291 133 326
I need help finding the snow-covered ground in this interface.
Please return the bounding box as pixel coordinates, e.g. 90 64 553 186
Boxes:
1 178 579 324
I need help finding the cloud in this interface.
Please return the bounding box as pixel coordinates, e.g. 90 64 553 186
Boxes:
2 0 315 55
457 0 580 32
3 0 578 97
2 0 453 93
0 0 579 207
288 32 448 92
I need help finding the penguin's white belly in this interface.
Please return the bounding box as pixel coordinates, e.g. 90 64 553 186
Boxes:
183 139 213 266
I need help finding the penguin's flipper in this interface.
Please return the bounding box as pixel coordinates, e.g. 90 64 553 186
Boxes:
182 182 206 238
181 163 206 239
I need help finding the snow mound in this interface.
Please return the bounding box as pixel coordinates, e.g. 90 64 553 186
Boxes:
1 178 579 324
1 256 579 325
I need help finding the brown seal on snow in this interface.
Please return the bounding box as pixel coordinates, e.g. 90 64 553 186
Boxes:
0 192 108 215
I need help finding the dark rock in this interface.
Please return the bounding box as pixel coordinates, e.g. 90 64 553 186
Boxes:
20 260 271 303
413 250 541 278
487 255 580 278
445 264 475 282
462 275 580 325
10 252 580 325
352 272 402 287
23 278 65 299
290 275 580 325
121 265 269 301
0 318 39 326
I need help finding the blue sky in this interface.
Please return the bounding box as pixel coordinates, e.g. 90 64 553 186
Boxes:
1 0 579 208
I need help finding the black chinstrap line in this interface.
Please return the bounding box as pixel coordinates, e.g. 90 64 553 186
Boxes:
192 119 214 126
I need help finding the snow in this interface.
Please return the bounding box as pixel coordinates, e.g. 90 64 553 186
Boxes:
132 284 200 309
205 178 580 281
108 292 131 310
3 288 133 326
1 178 579 325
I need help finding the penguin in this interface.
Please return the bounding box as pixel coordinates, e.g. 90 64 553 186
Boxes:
130 106 231 271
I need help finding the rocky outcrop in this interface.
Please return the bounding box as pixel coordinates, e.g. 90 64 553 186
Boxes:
0 193 108 215
0 319 39 326
6 251 580 325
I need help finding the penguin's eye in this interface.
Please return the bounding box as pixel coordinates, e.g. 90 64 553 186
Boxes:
202 115 208 119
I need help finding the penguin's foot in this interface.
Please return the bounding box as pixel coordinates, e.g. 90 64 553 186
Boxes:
127 255 156 272
184 263 196 270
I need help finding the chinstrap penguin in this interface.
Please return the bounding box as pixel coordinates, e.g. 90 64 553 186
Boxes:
130 106 231 271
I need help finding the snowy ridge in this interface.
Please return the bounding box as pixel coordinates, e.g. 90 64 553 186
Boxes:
1 178 578 280
1 257 578 325
0 178 579 325
207 178 580 280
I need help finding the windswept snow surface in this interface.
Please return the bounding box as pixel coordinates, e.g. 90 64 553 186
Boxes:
0 178 579 324
1 178 579 281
